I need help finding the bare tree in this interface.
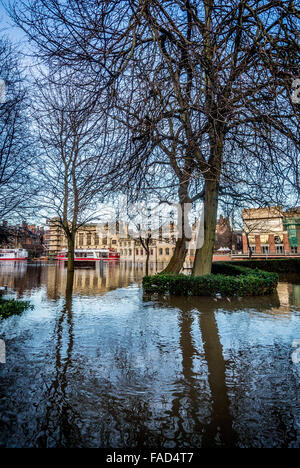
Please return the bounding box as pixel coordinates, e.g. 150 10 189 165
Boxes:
118 1 299 276
124 202 154 276
10 1 300 276
0 36 36 222
32 71 117 273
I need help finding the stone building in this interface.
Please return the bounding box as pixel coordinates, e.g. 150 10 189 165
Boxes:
46 214 241 264
47 218 178 264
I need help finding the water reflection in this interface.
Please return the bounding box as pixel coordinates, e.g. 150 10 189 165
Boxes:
45 262 155 299
151 296 239 447
0 264 300 448
199 305 237 447
36 274 80 447
0 262 299 310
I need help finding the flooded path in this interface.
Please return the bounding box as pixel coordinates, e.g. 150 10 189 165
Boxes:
0 262 300 447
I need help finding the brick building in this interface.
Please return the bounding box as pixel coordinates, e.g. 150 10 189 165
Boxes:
0 220 46 256
242 206 300 256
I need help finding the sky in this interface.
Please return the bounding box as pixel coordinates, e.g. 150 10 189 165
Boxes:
0 1 26 43
0 1 298 227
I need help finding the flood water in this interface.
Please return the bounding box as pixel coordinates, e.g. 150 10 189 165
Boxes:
0 262 300 448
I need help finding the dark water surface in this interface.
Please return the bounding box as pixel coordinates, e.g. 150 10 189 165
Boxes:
0 262 300 448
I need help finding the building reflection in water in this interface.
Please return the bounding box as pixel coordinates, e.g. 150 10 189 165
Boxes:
45 262 166 300
0 262 298 311
0 262 45 298
0 262 28 290
0 261 166 302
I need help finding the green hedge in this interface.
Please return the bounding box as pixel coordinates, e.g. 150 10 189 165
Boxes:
0 298 33 319
224 258 300 273
143 263 278 297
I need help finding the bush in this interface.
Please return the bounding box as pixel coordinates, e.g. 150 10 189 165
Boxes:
0 298 33 319
143 263 278 297
224 258 300 273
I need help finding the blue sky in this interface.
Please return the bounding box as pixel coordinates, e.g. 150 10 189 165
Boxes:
0 1 26 43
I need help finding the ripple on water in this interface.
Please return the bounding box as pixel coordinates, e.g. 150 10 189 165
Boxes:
0 264 300 448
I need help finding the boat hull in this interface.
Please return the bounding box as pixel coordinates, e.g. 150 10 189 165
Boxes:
57 254 120 262
0 258 28 261
0 249 28 261
57 258 119 262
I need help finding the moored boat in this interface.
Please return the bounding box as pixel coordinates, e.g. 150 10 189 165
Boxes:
0 249 28 261
57 248 120 262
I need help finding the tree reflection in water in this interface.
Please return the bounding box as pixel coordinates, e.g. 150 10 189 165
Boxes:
198 303 238 447
152 295 238 447
36 271 83 447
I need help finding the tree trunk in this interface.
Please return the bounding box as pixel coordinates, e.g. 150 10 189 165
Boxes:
145 250 150 276
161 235 188 274
65 268 74 298
161 199 191 274
192 178 219 276
67 235 75 273
246 234 252 258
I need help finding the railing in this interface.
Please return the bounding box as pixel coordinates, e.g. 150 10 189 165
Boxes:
231 252 300 259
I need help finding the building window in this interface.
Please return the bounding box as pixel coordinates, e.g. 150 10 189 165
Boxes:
150 249 153 255
112 239 117 245
276 245 284 254
166 248 170 255
159 248 163 255
120 249 123 255
136 249 139 255
140 249 143 255
291 246 298 254
87 233 91 245
129 249 132 255
262 245 269 254
124 249 127 256
102 237 107 245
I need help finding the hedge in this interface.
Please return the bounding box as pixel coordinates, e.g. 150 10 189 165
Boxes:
223 258 300 274
142 263 278 297
0 298 33 319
